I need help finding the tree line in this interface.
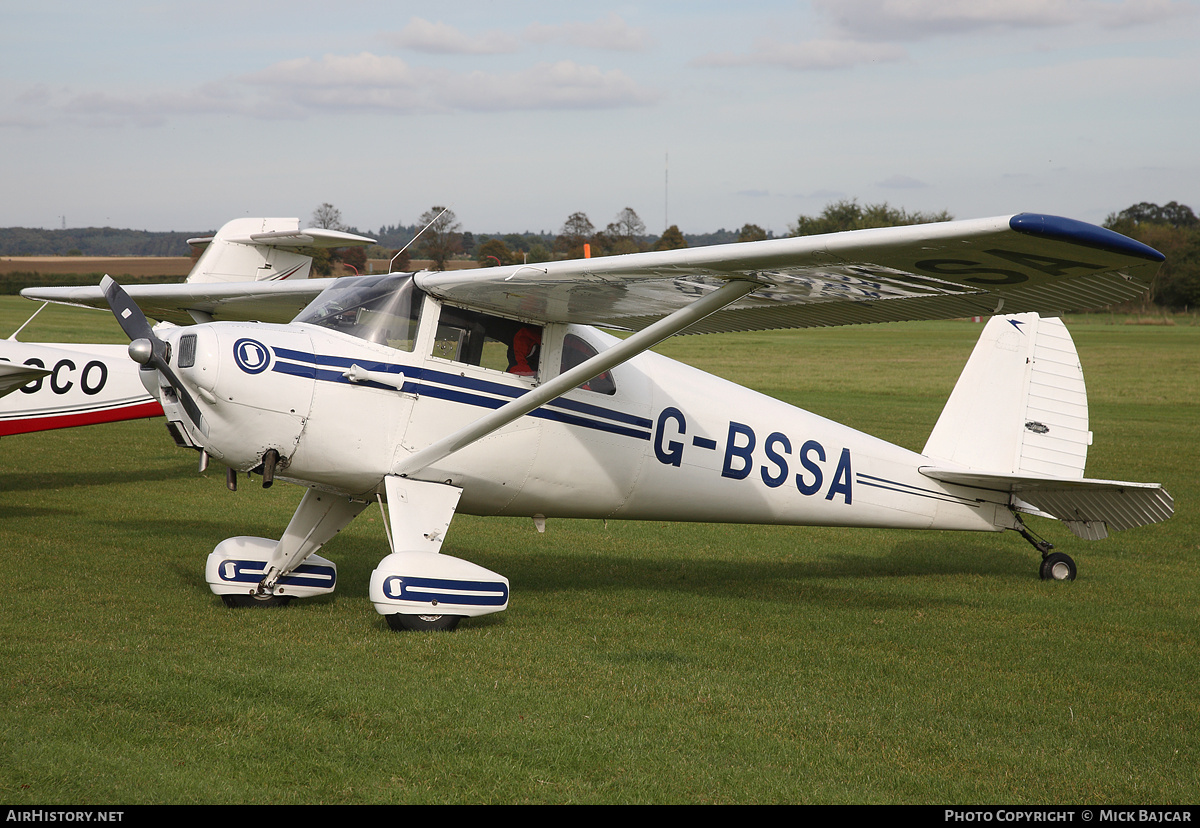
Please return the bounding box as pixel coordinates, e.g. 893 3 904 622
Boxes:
0 227 202 257
1102 202 1199 310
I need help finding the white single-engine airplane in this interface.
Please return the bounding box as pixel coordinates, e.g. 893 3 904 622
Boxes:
20 212 1174 630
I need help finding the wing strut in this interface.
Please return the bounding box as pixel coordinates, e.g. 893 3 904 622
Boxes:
394 278 759 478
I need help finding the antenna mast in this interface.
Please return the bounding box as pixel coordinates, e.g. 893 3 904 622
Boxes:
664 152 669 231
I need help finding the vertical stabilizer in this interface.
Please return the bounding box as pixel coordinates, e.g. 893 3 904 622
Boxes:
186 218 314 284
923 314 1090 478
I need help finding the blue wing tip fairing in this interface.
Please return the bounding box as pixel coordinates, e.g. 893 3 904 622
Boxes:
1009 213 1165 263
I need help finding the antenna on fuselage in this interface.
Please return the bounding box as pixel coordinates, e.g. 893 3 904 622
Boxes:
389 207 449 272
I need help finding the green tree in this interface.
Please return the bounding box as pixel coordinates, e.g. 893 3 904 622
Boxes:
312 203 345 230
737 223 768 243
418 206 462 271
653 225 688 251
309 248 333 276
339 245 367 275
1104 201 1198 234
790 199 952 237
601 207 647 255
390 247 411 272
556 211 595 259
477 238 514 267
1104 201 1200 309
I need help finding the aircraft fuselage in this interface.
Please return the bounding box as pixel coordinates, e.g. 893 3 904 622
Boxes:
157 288 1010 537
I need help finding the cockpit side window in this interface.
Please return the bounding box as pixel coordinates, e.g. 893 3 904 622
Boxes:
561 334 616 395
293 274 422 351
432 306 543 378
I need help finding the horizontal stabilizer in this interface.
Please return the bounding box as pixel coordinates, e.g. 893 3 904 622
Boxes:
919 467 1174 540
187 225 375 249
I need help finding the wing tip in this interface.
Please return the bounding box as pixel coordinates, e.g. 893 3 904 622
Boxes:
1009 213 1165 262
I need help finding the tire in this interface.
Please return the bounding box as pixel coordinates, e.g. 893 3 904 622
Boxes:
385 613 462 632
221 593 293 608
1039 552 1077 582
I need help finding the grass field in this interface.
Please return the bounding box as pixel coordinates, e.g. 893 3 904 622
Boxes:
0 297 1197 804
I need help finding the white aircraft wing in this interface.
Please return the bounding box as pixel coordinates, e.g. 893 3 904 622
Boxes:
21 214 1162 332
20 278 341 326
417 213 1164 333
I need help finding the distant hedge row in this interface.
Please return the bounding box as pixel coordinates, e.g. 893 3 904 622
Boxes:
0 227 207 257
0 272 182 295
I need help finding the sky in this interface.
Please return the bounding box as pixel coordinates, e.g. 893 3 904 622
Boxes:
2 0 1198 237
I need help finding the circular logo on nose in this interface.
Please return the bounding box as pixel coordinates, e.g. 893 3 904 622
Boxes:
233 338 271 374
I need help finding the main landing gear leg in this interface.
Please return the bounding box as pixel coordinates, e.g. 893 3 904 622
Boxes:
1013 515 1077 581
206 488 368 606
368 476 509 631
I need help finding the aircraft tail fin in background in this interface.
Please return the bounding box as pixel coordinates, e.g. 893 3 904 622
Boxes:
921 314 1172 538
185 218 375 285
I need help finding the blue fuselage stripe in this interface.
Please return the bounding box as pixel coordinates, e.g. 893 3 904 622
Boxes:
270 347 652 440
855 472 978 506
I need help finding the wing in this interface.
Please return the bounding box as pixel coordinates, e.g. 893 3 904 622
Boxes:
21 213 1161 332
415 214 1164 333
20 278 339 326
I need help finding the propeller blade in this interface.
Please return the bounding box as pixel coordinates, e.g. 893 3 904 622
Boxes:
100 276 205 433
101 275 156 344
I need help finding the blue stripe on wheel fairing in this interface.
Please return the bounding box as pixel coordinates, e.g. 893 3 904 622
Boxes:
382 575 509 607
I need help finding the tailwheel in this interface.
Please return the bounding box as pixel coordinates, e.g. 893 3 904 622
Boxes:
1039 552 1077 582
221 593 294 608
385 613 462 632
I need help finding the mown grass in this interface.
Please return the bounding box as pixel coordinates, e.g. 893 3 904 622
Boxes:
1 298 1197 803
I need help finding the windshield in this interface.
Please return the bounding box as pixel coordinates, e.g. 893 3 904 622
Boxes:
294 274 422 350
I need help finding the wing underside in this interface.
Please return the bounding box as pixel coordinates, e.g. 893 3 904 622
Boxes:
415 213 1163 333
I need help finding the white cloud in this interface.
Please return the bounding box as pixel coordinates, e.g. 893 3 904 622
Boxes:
697 37 906 71
811 0 1195 41
242 53 658 114
386 18 521 55
245 53 420 89
386 14 650 55
694 0 1195 73
442 61 660 111
11 47 660 128
523 14 652 52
